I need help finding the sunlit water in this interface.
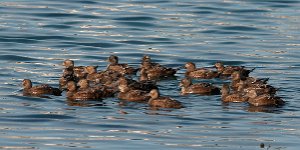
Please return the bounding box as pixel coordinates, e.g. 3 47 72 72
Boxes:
1 0 300 149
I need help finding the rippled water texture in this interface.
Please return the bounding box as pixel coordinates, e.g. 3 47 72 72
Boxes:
1 0 300 149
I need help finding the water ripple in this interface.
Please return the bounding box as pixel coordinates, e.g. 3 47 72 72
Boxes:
1 0 300 149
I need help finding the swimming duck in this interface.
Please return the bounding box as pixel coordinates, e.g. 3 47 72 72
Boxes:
237 79 278 96
148 89 183 109
85 65 122 87
62 59 89 80
107 55 138 75
221 84 248 103
141 55 161 68
117 83 150 102
214 62 254 77
231 71 269 91
246 90 285 106
119 76 157 92
141 60 179 80
66 81 102 100
179 78 220 95
185 62 219 79
22 79 62 96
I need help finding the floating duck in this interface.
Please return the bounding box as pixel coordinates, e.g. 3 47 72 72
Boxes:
66 81 102 100
117 83 150 102
246 90 285 106
107 55 138 75
22 79 62 96
179 78 220 95
185 62 219 79
148 89 183 109
214 62 254 77
221 84 248 103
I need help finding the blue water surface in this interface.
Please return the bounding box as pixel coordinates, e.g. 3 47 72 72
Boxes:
0 0 300 149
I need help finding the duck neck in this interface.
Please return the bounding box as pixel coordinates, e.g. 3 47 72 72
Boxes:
221 86 230 98
150 90 160 100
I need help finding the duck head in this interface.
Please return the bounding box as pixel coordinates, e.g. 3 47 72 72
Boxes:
148 89 160 100
185 62 196 72
179 78 192 87
22 79 32 89
63 59 74 69
108 55 119 65
214 62 225 72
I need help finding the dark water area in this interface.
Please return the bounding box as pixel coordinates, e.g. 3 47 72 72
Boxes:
1 0 300 149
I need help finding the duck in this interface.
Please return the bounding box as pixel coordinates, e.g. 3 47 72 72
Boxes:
231 71 269 91
107 55 138 75
59 68 77 89
148 89 183 109
141 60 179 80
119 76 157 92
77 79 116 98
141 55 161 68
237 79 278 96
246 89 285 106
185 62 219 79
85 65 122 88
62 59 89 81
221 84 248 103
66 81 102 100
117 83 150 102
22 79 62 96
214 62 254 77
179 78 220 95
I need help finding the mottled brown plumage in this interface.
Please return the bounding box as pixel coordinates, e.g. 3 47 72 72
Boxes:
215 62 254 77
185 62 219 79
22 79 62 96
247 90 285 106
66 81 102 100
119 76 157 92
148 89 183 109
221 84 248 103
179 78 220 95
107 55 138 75
117 84 150 102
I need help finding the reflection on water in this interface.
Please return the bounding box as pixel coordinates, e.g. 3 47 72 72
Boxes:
1 0 300 149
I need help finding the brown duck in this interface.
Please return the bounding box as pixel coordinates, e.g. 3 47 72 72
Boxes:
179 78 220 95
22 79 62 96
79 79 116 98
107 55 138 75
185 62 219 79
246 90 285 107
119 76 157 92
148 89 183 109
66 81 102 100
117 83 150 102
231 71 269 91
62 59 90 80
85 65 122 88
215 62 254 77
141 61 179 80
238 79 278 96
221 84 248 103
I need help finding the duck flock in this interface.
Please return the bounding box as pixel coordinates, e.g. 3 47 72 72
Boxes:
22 55 285 109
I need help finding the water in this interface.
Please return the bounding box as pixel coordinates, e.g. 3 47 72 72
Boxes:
1 0 300 149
